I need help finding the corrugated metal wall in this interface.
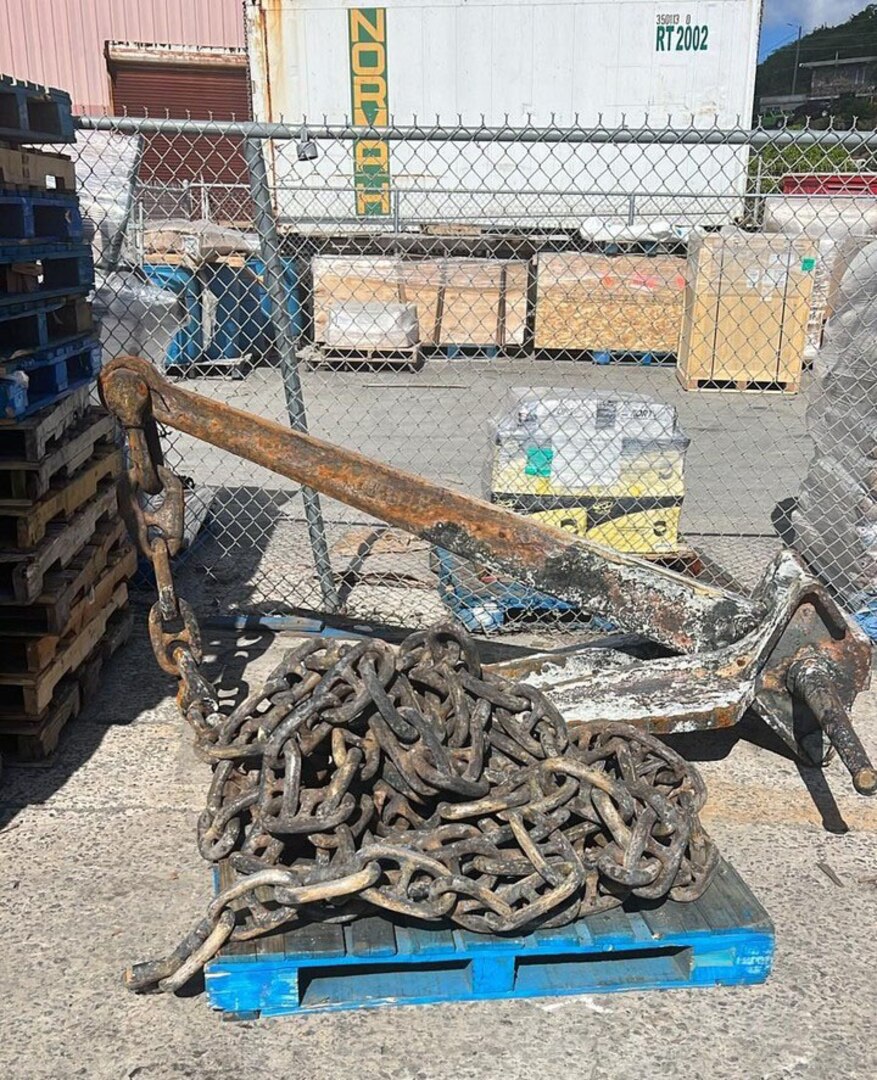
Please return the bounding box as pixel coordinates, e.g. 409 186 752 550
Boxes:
109 61 251 120
111 61 252 223
0 0 245 112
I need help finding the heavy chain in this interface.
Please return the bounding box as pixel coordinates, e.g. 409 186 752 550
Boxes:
118 415 718 996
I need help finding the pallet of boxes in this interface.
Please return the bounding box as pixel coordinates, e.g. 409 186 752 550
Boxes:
0 77 134 764
436 387 692 631
307 254 529 368
676 230 817 393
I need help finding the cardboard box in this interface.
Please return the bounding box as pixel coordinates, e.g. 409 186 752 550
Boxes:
677 232 816 391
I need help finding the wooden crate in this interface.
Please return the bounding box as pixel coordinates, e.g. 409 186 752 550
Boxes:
312 256 527 348
677 232 817 392
534 252 686 353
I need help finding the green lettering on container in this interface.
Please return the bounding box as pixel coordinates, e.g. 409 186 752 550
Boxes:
349 9 391 216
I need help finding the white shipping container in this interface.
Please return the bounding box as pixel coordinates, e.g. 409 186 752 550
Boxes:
247 0 762 230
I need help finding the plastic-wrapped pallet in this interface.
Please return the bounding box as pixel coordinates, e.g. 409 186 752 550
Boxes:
143 219 259 264
792 238 877 625
324 302 419 350
66 129 142 269
763 194 877 352
489 388 690 555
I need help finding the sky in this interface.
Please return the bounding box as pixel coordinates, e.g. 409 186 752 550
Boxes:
759 0 871 60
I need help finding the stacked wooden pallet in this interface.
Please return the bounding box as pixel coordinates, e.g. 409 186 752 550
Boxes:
0 78 134 761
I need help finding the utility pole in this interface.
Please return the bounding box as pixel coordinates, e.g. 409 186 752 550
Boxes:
790 24 803 95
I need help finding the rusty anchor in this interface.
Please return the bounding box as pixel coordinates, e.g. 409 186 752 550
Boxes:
99 356 876 797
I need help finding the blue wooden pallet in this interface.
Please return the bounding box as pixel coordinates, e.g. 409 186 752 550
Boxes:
0 242 93 309
0 296 92 358
0 336 101 419
0 192 83 243
206 859 773 1019
0 77 74 144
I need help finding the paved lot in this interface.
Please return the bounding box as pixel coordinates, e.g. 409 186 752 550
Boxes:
1 618 875 1080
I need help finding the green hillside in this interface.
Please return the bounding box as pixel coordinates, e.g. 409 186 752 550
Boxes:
756 4 877 99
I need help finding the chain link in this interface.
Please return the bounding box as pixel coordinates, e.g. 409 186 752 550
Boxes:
117 414 718 994
120 423 221 724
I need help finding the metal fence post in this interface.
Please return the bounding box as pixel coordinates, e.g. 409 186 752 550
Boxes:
243 136 340 613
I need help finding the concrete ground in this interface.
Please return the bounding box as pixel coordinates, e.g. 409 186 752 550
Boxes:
1 614 875 1080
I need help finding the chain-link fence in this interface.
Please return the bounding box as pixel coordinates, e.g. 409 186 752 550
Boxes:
69 115 877 640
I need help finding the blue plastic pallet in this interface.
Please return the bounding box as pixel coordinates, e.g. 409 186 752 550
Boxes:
0 242 93 309
591 350 676 366
0 77 75 144
0 296 92 358
0 192 83 243
206 859 773 1019
0 336 101 419
434 545 591 633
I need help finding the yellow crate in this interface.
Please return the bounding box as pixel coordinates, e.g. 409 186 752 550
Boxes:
493 499 682 556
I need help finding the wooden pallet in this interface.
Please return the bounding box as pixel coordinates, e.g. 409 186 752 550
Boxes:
206 859 773 1019
0 478 119 604
0 518 131 635
0 605 133 761
677 376 800 395
0 542 135 672
0 384 91 461
0 409 115 503
0 583 127 716
533 347 677 366
0 444 121 550
302 343 424 372
0 145 76 193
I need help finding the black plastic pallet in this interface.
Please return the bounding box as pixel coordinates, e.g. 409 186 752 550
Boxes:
0 192 83 243
0 77 74 144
